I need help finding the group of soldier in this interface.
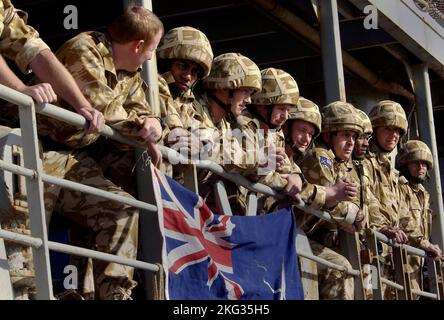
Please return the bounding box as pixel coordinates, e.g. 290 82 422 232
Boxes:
0 0 442 300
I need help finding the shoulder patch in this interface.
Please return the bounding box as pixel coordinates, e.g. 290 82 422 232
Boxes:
320 155 333 169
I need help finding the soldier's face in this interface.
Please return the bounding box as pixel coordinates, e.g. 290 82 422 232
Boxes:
270 104 290 128
230 88 254 116
132 30 163 71
290 120 315 153
407 160 428 180
354 133 372 159
375 126 400 151
170 59 201 92
331 130 357 161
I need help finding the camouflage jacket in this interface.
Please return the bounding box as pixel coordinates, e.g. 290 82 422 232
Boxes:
353 157 380 229
365 143 404 230
0 0 49 73
37 31 157 149
399 179 432 250
299 142 361 234
286 144 327 211
232 112 303 190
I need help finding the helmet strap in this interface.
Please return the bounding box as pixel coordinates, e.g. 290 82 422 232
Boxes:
248 106 276 129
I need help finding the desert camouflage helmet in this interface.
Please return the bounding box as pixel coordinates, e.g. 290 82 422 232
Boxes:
288 97 322 136
251 68 299 106
157 26 214 77
203 53 262 92
356 109 373 134
321 101 363 134
369 100 408 136
396 140 433 170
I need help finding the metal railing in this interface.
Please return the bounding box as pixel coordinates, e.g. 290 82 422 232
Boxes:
0 83 441 300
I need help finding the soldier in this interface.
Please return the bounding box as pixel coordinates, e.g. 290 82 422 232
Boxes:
237 67 304 213
36 6 164 299
367 100 408 242
366 100 409 299
156 26 214 177
396 140 443 294
0 0 103 299
299 101 366 300
285 97 357 211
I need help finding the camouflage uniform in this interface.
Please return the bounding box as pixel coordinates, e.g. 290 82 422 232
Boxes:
397 140 434 293
157 27 214 178
244 67 303 213
37 31 159 299
285 97 327 211
197 53 263 214
299 101 365 300
0 0 50 299
367 100 409 299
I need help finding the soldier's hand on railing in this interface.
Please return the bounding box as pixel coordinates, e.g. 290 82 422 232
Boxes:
136 116 162 143
22 83 57 104
77 105 105 133
325 178 357 208
283 173 303 203
380 226 408 244
425 244 443 261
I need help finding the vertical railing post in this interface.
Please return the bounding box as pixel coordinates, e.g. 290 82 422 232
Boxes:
319 0 346 103
392 246 412 300
426 258 441 300
365 229 383 300
18 101 53 300
339 230 366 299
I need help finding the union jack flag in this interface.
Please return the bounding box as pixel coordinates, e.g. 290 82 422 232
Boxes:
152 166 304 300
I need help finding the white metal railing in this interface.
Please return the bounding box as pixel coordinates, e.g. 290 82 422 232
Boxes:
0 83 441 300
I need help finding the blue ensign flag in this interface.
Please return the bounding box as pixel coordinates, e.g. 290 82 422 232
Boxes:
152 166 304 300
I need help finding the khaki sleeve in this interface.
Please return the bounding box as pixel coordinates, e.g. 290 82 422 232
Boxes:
300 183 327 211
399 184 431 249
158 74 183 129
0 3 50 73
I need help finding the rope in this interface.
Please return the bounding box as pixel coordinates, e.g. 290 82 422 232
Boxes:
152 262 165 300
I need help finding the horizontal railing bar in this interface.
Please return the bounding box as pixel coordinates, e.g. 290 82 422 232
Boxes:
0 159 157 213
0 84 33 109
298 250 361 276
42 174 157 213
34 103 141 149
373 230 429 259
0 159 35 178
381 277 404 291
0 228 159 272
159 146 281 197
411 289 438 299
0 229 43 248
47 241 159 272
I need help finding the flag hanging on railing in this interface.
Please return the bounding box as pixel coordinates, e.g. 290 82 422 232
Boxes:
152 166 304 300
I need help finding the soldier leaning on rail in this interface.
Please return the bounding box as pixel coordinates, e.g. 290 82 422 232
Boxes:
156 26 214 179
285 97 358 217
299 101 367 300
239 67 306 214
396 140 443 295
352 109 382 299
365 100 409 299
194 53 304 214
0 0 104 299
35 6 164 300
